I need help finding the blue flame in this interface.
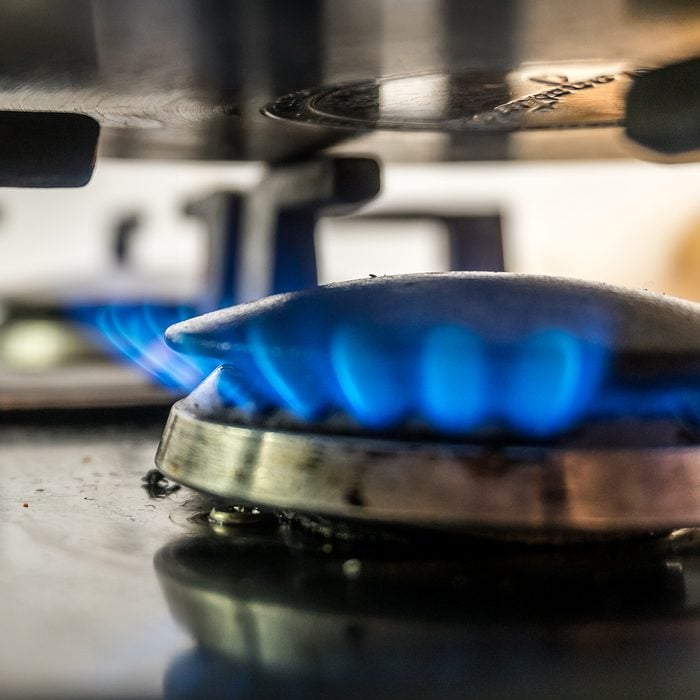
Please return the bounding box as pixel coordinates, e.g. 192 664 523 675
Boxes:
168 312 700 439
70 303 218 392
246 316 331 420
501 329 604 437
159 272 700 438
329 323 609 436
177 321 614 438
420 325 488 433
330 323 412 428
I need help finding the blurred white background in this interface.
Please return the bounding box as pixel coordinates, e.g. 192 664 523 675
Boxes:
0 157 698 302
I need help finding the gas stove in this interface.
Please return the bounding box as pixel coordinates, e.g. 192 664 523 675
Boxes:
1 2 700 698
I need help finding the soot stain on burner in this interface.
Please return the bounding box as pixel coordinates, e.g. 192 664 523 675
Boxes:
540 473 570 506
465 448 539 477
234 433 264 487
345 486 366 508
677 424 700 444
300 448 323 473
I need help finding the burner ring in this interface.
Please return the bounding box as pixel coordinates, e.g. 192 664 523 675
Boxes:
156 399 700 535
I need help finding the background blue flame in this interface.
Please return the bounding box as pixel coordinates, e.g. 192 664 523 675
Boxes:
70 303 218 392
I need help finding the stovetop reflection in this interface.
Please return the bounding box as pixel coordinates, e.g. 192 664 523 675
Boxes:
155 523 700 699
5 414 700 698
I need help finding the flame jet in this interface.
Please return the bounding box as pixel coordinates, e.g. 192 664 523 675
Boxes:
165 272 700 440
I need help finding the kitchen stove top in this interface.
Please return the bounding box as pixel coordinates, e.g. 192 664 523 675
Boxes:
7 410 700 698
1 1 700 697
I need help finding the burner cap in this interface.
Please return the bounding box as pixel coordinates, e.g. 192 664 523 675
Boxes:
164 272 700 436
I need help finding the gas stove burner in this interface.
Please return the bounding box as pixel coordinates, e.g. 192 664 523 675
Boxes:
156 272 700 535
263 63 639 133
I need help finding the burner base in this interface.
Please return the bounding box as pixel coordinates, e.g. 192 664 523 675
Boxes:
156 399 700 535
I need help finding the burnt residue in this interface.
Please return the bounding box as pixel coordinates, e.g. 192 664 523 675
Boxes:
300 449 322 473
345 486 366 507
466 447 536 477
142 469 181 498
233 433 264 487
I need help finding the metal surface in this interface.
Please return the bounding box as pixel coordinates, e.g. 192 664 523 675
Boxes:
0 112 99 187
186 157 380 309
625 56 700 156
156 399 700 534
0 306 176 411
0 1 698 164
7 414 700 697
0 363 174 411
155 530 700 698
263 64 637 132
0 415 189 698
